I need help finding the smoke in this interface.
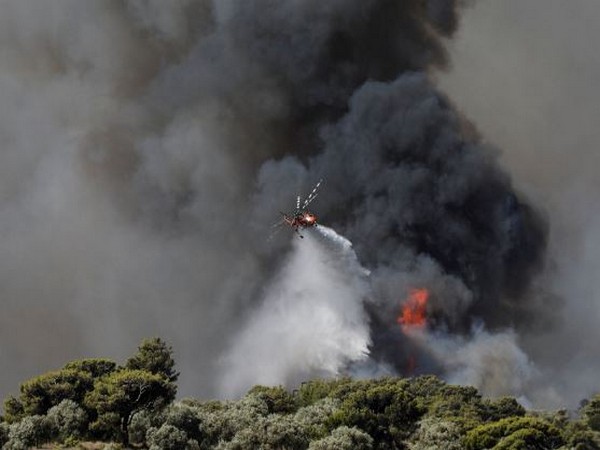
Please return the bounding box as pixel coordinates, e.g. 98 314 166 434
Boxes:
220 226 370 397
0 0 593 409
437 0 600 408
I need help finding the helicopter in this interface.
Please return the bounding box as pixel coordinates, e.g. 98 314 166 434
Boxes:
276 179 322 239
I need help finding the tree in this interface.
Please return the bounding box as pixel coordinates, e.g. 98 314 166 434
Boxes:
308 426 373 450
17 368 93 416
328 378 423 449
126 337 179 383
248 385 296 414
85 369 176 445
464 416 564 450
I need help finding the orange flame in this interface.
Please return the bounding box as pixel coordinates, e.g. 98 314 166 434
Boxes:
397 288 429 330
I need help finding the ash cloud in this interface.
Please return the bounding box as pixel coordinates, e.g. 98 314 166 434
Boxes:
0 0 586 408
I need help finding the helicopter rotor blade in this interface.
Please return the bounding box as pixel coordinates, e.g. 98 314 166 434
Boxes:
301 179 322 210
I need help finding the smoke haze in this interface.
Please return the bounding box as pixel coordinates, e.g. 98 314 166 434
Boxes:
0 0 597 409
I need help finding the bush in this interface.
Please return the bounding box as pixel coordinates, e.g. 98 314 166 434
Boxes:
216 414 310 450
46 399 88 441
308 426 373 450
128 408 166 446
328 378 423 448
407 417 463 450
0 421 10 447
248 385 296 414
295 378 352 407
464 416 564 450
4 415 52 450
294 398 341 440
147 423 192 450
165 402 203 442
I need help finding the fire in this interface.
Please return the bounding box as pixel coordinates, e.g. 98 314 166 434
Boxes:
397 288 429 330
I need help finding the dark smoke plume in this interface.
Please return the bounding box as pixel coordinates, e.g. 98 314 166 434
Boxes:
0 0 555 404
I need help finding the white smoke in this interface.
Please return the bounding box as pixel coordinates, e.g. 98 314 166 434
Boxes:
219 226 370 397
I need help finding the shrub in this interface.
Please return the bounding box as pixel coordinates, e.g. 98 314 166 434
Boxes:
308 426 373 450
46 399 88 441
0 421 10 447
147 423 191 450
464 416 564 450
128 408 166 446
248 385 296 414
407 417 462 450
4 415 52 450
328 378 423 448
216 414 310 450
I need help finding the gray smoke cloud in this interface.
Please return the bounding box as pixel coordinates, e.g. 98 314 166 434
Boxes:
0 0 593 409
438 0 600 408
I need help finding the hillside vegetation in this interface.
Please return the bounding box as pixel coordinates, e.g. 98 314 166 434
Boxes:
1 339 599 450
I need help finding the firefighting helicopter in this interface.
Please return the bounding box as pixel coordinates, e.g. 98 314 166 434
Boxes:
275 179 322 239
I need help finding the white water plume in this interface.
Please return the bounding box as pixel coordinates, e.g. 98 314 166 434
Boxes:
219 227 371 397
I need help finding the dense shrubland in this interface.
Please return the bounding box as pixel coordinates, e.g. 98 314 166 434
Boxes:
2 339 600 449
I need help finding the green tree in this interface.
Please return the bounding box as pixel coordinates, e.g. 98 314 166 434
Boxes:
85 369 176 445
464 416 564 450
295 378 353 408
328 378 423 449
17 368 93 416
126 337 179 383
248 385 297 414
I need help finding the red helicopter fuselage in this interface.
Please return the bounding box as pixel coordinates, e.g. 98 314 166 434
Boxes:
283 211 318 230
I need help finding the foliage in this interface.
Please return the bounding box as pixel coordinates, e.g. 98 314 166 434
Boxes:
216 414 310 450
584 394 600 432
248 385 297 414
2 396 24 424
46 399 88 442
164 402 203 442
295 378 353 408
328 378 423 448
14 369 93 418
146 423 193 450
0 421 9 448
84 369 176 444
4 415 51 450
482 397 526 422
294 397 341 440
463 416 564 450
128 408 166 446
63 358 117 378
4 340 600 450
407 417 463 450
308 426 373 450
126 337 179 383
